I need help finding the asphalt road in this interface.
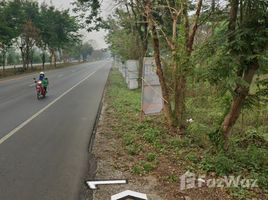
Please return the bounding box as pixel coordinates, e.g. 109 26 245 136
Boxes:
0 60 112 200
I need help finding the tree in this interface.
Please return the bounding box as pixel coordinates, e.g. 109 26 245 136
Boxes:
38 4 80 67
0 0 22 74
104 14 140 61
196 0 268 149
80 42 93 61
15 0 40 70
220 0 268 148
143 0 204 133
19 20 40 69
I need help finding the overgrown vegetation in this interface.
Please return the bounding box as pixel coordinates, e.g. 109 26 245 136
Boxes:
106 68 268 199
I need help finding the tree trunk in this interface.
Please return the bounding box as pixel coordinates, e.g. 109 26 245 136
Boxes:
173 0 202 134
26 44 30 69
20 48 26 71
138 39 148 88
146 0 174 128
30 50 33 71
137 15 148 88
228 0 239 43
50 49 56 67
2 52 6 76
174 74 187 134
221 60 259 148
42 51 45 70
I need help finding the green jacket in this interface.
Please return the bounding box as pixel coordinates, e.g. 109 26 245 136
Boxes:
42 78 49 87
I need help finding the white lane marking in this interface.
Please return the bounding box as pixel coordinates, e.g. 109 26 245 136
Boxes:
86 180 127 190
0 70 98 145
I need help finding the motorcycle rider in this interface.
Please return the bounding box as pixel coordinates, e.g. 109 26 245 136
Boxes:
38 72 49 93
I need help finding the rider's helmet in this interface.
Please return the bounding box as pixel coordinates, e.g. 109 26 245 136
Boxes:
39 72 45 81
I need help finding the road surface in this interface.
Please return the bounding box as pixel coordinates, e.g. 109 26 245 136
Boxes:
0 60 111 200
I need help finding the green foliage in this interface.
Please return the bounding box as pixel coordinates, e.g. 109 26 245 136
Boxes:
169 136 191 149
201 152 237 175
105 26 140 61
230 187 252 200
0 0 81 68
39 4 80 51
201 130 268 188
185 152 199 164
73 0 102 32
143 127 159 143
142 162 156 173
146 152 156 162
164 174 178 183
131 165 143 175
131 161 156 175
123 133 135 146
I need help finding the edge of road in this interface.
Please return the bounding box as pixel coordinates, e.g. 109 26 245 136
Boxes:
80 61 113 200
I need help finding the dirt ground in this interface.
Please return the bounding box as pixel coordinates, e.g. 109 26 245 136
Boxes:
92 102 164 200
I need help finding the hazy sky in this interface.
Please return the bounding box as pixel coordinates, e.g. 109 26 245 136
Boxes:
37 0 115 49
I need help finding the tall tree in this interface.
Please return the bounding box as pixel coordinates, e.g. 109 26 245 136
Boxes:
39 4 80 67
0 0 21 74
145 0 203 133
220 0 268 148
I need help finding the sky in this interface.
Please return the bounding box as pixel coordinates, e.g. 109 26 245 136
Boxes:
37 0 115 49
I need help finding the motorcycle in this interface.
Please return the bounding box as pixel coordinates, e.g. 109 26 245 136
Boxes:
33 78 46 99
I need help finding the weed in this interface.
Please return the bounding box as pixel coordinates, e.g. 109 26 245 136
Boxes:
143 128 159 143
185 152 199 164
126 144 141 156
142 162 156 173
146 152 157 162
123 133 135 146
164 174 178 183
131 165 143 175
